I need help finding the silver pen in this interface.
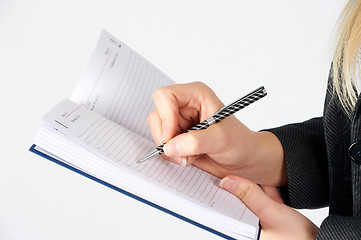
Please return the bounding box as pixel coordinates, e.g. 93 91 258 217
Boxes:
137 86 267 163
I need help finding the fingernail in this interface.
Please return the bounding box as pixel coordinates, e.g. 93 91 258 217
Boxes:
219 177 238 193
173 157 187 166
163 140 180 156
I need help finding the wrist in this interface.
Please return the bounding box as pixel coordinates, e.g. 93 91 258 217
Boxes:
252 131 287 186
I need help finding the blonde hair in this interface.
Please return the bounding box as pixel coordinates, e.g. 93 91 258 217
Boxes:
332 0 361 116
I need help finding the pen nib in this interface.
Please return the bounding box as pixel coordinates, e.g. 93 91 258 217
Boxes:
136 149 160 163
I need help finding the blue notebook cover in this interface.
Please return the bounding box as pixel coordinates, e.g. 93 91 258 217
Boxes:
29 144 261 240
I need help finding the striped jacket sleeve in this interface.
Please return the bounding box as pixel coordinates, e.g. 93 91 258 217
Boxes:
266 117 329 209
317 215 361 239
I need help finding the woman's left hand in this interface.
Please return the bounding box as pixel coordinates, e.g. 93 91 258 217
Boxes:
220 176 319 240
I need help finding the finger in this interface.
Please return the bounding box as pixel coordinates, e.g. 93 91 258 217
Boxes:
192 156 230 178
152 82 224 142
147 109 187 166
221 177 319 239
261 185 284 204
219 175 281 223
152 87 180 143
166 155 201 167
163 119 229 157
184 154 203 165
147 109 164 144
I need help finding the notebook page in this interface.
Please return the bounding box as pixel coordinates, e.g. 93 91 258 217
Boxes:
41 99 258 238
34 126 258 240
71 30 174 140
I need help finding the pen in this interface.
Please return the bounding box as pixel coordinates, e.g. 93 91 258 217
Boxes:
137 86 267 164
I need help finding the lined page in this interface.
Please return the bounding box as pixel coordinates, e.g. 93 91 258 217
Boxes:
42 99 258 227
53 31 261 238
71 30 174 140
34 124 258 239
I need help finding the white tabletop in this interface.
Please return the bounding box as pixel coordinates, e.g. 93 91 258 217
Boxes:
0 0 343 239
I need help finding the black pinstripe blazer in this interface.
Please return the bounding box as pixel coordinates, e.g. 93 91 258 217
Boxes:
268 73 361 239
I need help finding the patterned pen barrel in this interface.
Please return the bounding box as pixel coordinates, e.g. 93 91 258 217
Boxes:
137 86 267 163
188 86 267 131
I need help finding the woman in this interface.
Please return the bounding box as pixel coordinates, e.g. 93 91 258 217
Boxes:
147 0 361 239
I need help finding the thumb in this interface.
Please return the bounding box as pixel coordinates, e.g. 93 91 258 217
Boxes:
219 175 281 223
261 185 284 204
163 124 225 157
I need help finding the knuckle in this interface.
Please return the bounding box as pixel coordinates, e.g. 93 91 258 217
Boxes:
191 82 218 103
215 127 228 146
147 110 156 124
236 183 253 201
186 132 201 154
192 81 208 90
146 114 152 125
152 87 167 101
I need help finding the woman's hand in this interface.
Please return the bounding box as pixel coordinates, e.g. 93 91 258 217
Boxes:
220 176 319 240
147 82 287 186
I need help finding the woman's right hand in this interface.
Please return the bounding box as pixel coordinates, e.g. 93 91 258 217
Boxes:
147 82 287 186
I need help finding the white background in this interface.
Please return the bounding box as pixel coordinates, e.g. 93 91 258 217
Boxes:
0 0 348 239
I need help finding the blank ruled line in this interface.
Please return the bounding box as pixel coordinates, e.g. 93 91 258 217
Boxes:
86 119 108 144
208 187 220 207
120 63 148 130
163 165 180 186
137 69 159 137
215 191 228 212
225 198 238 217
144 159 158 176
186 169 202 195
124 64 149 130
152 159 170 181
88 120 113 145
95 123 119 149
154 161 171 182
199 178 214 203
156 162 172 182
114 133 138 161
191 172 207 198
105 51 133 117
236 204 246 220
77 117 103 138
107 130 130 155
108 55 138 121
111 132 133 158
170 167 189 189
123 138 148 166
146 157 168 178
222 197 234 216
176 167 195 192
131 68 154 132
178 168 197 192
85 49 112 107
239 206 247 221
97 124 120 149
121 61 147 129
114 57 141 124
84 119 107 142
